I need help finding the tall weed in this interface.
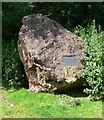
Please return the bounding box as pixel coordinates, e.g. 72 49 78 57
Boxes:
74 20 104 96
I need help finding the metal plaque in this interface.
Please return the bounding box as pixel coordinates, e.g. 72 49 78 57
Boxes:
63 55 78 66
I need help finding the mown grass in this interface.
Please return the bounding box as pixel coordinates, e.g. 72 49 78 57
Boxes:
1 88 102 118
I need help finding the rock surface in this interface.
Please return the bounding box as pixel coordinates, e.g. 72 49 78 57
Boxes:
18 14 84 92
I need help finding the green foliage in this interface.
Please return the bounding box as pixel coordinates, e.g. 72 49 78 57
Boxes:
2 2 32 41
2 41 28 89
2 2 32 88
74 20 104 96
1 88 102 118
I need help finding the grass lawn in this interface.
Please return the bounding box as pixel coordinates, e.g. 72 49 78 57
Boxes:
1 88 103 118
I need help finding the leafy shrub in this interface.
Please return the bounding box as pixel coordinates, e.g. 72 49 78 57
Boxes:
2 41 28 89
74 20 104 96
2 3 32 89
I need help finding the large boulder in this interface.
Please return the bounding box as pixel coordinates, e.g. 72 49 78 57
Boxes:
18 14 85 93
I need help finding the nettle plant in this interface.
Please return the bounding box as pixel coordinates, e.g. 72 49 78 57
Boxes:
75 20 104 97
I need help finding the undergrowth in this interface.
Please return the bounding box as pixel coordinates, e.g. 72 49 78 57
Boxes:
2 41 28 89
74 20 104 97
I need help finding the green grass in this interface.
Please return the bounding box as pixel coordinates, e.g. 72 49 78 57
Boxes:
1 88 102 118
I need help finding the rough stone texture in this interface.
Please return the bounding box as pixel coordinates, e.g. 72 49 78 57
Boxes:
18 14 85 92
